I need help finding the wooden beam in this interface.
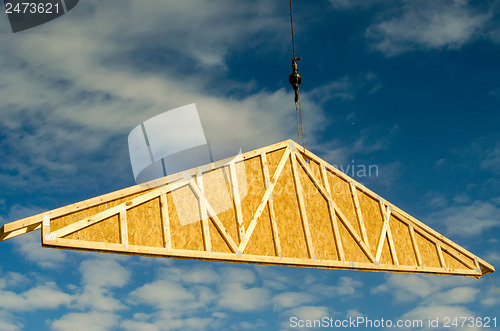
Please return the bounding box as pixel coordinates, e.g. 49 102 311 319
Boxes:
0 223 41 241
290 149 316 260
160 192 171 251
42 237 483 277
196 173 212 253
408 223 423 268
350 181 369 246
436 242 447 270
119 208 128 248
320 163 345 262
379 200 398 266
229 161 245 243
261 152 282 258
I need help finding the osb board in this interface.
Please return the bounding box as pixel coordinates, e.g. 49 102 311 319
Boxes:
127 199 164 248
415 231 441 268
203 167 239 244
297 161 338 261
337 218 371 263
208 221 232 253
65 216 120 244
442 242 476 269
273 157 308 259
390 215 417 267
167 188 204 251
357 191 384 252
239 156 266 233
50 191 149 232
302 156 322 184
326 171 360 237
266 148 286 177
243 206 276 256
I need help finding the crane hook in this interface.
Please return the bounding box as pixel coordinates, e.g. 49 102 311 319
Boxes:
289 57 302 102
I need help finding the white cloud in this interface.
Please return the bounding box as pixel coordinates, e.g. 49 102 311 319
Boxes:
0 315 20 331
436 286 480 305
130 280 197 310
311 276 363 298
121 320 161 331
218 281 270 312
158 265 219 284
0 282 71 312
51 312 118 331
346 309 363 318
480 283 500 307
428 200 500 237
285 305 330 326
76 257 130 312
307 73 381 104
273 292 314 310
232 319 267 330
371 274 477 304
367 0 492 56
0 272 29 290
13 231 66 269
481 143 500 174
483 251 500 264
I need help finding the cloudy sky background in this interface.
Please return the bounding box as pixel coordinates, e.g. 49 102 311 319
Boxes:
0 0 499 330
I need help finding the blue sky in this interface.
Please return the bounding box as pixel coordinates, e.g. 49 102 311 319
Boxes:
0 0 499 330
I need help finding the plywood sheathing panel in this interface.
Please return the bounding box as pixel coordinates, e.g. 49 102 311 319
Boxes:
203 167 238 245
390 215 418 267
337 219 371 263
239 156 267 233
357 191 384 253
415 231 441 268
444 251 470 271
208 221 232 253
243 205 276 256
65 215 121 244
297 160 338 261
443 244 476 270
325 172 361 241
273 156 308 259
266 148 286 178
51 191 148 233
306 158 323 184
167 188 204 251
127 199 164 248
